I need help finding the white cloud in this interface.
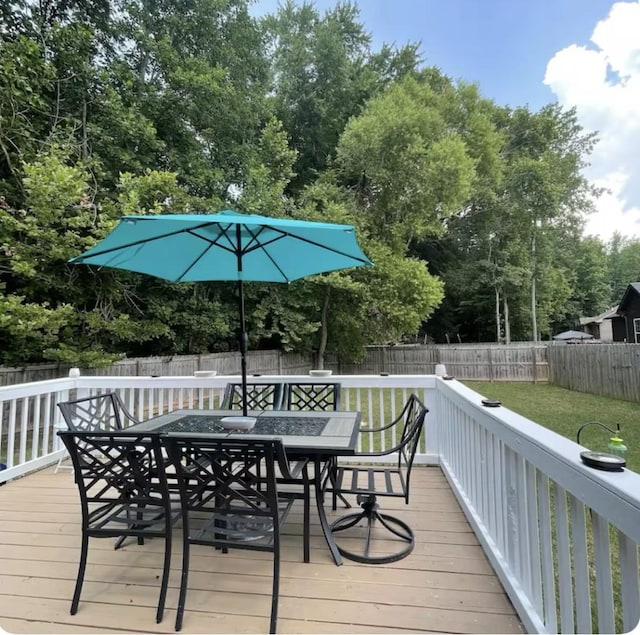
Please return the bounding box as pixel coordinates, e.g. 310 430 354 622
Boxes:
544 1 640 242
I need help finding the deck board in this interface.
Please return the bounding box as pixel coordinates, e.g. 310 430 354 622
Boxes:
0 465 524 634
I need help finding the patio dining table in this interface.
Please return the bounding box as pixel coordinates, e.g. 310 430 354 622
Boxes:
131 408 362 565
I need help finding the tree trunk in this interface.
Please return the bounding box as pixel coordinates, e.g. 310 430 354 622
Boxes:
495 287 501 343
316 286 330 369
81 98 88 161
530 227 538 342
503 294 511 344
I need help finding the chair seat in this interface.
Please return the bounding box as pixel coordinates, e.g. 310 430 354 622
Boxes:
189 498 295 547
333 464 408 498
87 501 176 534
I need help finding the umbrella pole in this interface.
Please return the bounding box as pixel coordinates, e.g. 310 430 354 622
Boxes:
238 278 249 418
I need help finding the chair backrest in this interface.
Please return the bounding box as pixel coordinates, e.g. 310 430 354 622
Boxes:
57 431 171 534
221 382 285 410
395 395 428 494
284 382 342 411
398 394 428 463
57 392 139 432
162 435 291 549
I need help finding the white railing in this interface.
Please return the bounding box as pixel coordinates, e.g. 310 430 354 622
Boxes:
0 373 638 634
435 379 640 635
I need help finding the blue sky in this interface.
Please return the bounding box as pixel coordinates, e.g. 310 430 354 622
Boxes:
253 0 615 109
252 1 640 240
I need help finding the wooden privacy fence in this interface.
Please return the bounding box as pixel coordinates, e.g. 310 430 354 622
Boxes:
337 344 549 381
0 344 549 386
548 343 640 403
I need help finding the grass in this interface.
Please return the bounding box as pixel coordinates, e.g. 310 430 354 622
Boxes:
463 381 639 473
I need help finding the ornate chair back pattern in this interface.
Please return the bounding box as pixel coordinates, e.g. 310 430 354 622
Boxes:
163 435 295 633
58 393 139 432
285 382 342 411
57 431 177 623
221 382 285 410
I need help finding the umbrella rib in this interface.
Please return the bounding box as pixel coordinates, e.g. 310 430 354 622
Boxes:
176 225 238 281
242 226 291 281
242 225 371 268
72 221 232 262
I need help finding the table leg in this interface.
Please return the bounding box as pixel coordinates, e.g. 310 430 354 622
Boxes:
314 457 343 566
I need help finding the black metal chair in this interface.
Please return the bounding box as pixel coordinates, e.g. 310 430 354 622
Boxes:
58 430 180 623
57 392 139 432
284 382 342 411
282 382 350 511
325 394 428 564
163 435 301 633
221 382 285 410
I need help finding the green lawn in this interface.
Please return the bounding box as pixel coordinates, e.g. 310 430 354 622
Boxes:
463 381 639 473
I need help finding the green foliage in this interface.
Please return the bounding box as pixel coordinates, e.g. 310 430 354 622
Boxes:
608 233 640 303
0 0 632 367
0 294 75 364
264 0 421 193
337 75 477 250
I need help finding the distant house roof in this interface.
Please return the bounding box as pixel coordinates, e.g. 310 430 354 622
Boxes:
618 282 640 313
579 305 620 326
553 330 595 341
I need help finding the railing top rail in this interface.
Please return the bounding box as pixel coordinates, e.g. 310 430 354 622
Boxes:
0 377 76 399
437 378 640 542
0 373 437 399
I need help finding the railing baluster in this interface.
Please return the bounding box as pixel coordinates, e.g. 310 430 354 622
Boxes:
592 510 616 634
554 482 575 634
570 496 592 634
19 396 29 464
537 473 558 633
525 461 543 619
618 530 640 632
7 400 17 468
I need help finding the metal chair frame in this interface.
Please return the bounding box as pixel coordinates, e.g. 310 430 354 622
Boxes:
163 435 302 633
221 382 285 410
325 394 428 564
58 430 179 624
55 392 139 472
284 382 342 411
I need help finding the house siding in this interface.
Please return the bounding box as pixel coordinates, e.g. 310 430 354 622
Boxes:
621 292 640 343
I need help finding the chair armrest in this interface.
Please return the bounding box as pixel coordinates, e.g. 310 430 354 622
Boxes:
359 421 398 433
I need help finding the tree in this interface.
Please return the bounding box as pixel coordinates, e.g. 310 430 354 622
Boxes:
608 233 640 303
336 75 480 251
264 0 421 194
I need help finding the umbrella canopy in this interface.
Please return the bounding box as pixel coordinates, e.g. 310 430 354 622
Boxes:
70 210 372 414
553 330 595 341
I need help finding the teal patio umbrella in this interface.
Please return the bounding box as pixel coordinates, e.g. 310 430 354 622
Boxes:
69 210 372 415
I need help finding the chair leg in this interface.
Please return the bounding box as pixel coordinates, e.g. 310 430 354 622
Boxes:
156 529 172 623
70 533 89 614
329 458 351 511
175 534 190 631
302 466 310 564
270 539 280 634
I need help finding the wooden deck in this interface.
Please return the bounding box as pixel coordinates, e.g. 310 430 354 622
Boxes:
0 465 524 634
